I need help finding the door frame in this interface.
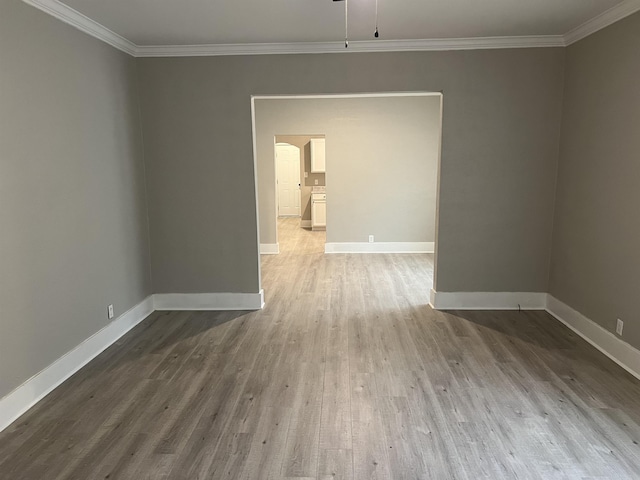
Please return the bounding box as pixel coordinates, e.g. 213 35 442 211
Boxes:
250 92 444 296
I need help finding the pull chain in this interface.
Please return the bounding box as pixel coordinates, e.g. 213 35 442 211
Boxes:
345 0 349 48
374 0 379 37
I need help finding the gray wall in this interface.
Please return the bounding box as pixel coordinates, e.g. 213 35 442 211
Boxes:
549 12 640 348
137 48 565 293
4 0 638 407
259 97 440 245
0 0 151 398
274 135 326 224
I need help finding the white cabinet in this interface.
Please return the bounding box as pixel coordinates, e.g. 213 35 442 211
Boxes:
310 138 326 173
311 193 326 230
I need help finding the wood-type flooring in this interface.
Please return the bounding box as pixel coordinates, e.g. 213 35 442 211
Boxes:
1 218 640 479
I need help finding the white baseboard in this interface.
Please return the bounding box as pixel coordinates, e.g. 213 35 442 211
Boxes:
4 288 637 437
0 289 265 433
260 243 279 255
429 290 640 381
429 288 437 308
300 220 312 228
0 295 154 433
429 290 547 310
325 242 434 254
152 290 265 311
546 295 640 380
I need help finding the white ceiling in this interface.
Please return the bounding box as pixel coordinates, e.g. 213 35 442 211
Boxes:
57 0 627 46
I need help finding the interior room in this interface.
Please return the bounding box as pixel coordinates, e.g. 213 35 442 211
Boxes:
256 95 440 274
2 0 640 477
272 135 328 256
273 135 327 231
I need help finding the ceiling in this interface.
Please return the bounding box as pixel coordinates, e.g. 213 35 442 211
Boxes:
52 0 629 46
21 0 640 56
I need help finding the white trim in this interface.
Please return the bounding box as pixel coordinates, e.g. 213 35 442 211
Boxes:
21 0 137 55
429 288 438 309
134 36 565 57
250 97 263 293
325 242 434 254
255 92 441 100
546 295 640 381
152 291 265 311
564 0 640 45
252 92 443 299
300 220 312 228
428 291 640 381
0 296 154 433
260 243 280 255
250 97 267 300
20 0 640 57
16 0 564 58
430 291 547 310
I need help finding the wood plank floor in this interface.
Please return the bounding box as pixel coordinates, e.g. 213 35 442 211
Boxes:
2 217 640 479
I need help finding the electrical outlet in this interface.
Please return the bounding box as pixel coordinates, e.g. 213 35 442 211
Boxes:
368 235 374 243
107 304 114 320
616 318 624 336
304 172 309 178
315 179 319 185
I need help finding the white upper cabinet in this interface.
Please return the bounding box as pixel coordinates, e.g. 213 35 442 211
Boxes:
310 138 326 173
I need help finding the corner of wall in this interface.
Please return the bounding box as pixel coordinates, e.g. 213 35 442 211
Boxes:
132 58 155 295
545 45 570 295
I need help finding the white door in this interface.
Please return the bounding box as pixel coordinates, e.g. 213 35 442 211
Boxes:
276 143 301 217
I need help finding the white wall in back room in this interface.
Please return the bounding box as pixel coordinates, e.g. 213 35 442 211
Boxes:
255 95 442 248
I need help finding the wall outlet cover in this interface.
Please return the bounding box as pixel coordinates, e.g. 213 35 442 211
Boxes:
616 318 624 336
368 235 374 243
108 304 114 320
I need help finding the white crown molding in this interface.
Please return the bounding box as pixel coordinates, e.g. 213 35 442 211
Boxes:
21 0 640 57
0 296 154 433
22 0 137 55
134 36 565 57
564 0 640 45
152 291 265 311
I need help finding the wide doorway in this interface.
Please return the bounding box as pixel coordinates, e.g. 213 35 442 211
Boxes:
252 93 443 296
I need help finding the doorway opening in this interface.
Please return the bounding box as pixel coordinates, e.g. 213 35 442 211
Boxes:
251 92 443 298
274 135 327 254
